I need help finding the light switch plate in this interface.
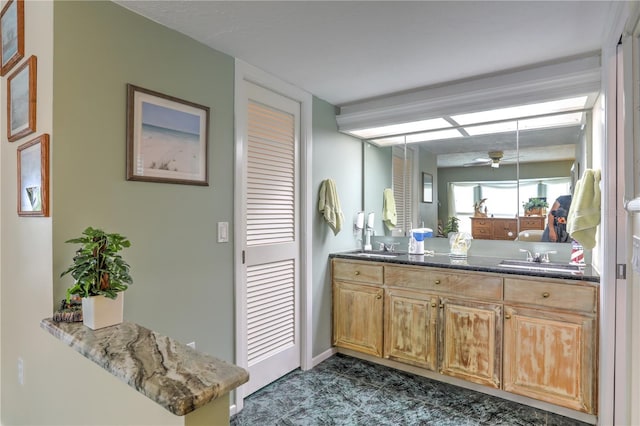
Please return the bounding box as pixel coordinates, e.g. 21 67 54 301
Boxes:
217 222 229 243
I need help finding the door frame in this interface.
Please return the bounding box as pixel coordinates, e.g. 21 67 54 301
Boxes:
601 3 640 424
233 59 313 413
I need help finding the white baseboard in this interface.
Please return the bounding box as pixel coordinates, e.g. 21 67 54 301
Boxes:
229 403 237 417
311 347 337 368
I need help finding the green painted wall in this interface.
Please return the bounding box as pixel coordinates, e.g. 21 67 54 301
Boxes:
363 142 392 236
311 97 363 356
418 148 438 231
52 1 235 361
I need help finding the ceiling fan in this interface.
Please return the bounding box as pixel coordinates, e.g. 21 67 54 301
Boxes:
464 150 513 169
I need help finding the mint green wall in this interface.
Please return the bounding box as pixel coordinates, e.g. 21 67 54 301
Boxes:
52 1 235 362
312 98 363 356
363 142 392 236
418 148 438 231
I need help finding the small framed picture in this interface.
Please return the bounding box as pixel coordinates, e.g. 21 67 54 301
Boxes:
126 84 210 186
0 0 24 76
7 55 36 142
17 134 49 217
422 172 433 203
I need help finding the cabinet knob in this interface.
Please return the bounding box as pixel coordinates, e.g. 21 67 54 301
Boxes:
505 314 512 319
434 280 441 285
431 302 437 308
376 293 382 299
354 271 360 275
542 292 550 298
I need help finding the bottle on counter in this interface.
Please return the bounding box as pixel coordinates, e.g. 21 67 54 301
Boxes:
571 240 584 264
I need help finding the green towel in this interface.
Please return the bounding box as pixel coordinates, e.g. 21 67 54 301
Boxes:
382 188 397 231
318 178 344 235
567 169 601 249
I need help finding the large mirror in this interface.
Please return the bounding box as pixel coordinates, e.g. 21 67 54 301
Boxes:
362 104 592 245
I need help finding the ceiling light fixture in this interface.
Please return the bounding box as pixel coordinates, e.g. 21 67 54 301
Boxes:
348 117 452 139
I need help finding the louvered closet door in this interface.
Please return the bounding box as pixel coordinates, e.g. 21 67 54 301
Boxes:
243 82 300 396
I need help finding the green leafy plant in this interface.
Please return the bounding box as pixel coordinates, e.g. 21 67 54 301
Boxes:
443 216 460 236
522 198 549 211
61 227 132 302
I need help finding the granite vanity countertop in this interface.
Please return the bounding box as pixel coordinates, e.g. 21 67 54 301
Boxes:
330 251 600 283
40 319 249 416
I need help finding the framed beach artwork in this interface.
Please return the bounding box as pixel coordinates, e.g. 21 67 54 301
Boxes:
126 84 210 186
7 55 36 142
0 0 24 76
17 134 49 217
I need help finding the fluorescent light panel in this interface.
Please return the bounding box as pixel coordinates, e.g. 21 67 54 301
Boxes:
465 112 583 136
451 96 587 126
350 96 588 144
371 128 464 146
349 117 451 139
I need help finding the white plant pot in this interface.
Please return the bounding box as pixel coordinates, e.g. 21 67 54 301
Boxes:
82 293 124 330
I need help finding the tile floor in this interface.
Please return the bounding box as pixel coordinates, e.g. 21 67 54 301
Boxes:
230 353 590 426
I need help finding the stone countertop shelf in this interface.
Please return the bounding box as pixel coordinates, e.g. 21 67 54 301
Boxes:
40 318 249 416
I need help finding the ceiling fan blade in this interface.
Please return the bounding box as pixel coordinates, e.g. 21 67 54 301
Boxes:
463 159 491 167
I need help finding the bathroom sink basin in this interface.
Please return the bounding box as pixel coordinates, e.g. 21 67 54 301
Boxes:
499 259 584 273
351 252 400 259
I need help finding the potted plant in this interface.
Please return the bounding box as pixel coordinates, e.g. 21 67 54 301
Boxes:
60 227 132 330
442 216 460 237
522 198 549 216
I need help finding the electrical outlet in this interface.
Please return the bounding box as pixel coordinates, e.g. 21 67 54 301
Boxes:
17 357 24 386
187 341 196 349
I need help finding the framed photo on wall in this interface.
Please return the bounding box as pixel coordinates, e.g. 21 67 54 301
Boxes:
126 84 210 186
422 172 433 203
0 0 24 76
7 55 36 142
17 134 49 217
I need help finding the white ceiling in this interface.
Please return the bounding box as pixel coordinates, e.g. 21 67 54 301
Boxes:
113 0 614 165
114 1 612 107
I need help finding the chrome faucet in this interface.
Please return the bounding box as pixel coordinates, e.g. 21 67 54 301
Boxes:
378 242 398 252
520 249 557 263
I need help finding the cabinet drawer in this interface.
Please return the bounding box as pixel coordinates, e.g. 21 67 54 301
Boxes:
520 217 544 229
472 227 492 238
472 218 491 227
504 278 596 313
384 266 503 300
333 260 383 284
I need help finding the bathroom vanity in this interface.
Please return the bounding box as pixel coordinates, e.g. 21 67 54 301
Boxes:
330 251 599 419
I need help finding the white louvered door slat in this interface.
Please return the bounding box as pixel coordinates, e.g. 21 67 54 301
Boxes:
242 83 300 396
393 146 414 234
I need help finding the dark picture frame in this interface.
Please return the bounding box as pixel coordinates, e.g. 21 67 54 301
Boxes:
126 84 210 186
7 55 36 142
422 172 433 203
0 0 24 76
17 134 49 217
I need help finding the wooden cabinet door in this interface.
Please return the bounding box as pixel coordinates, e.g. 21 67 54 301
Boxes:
384 288 438 370
439 297 502 388
333 281 384 357
503 306 596 414
492 218 517 240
